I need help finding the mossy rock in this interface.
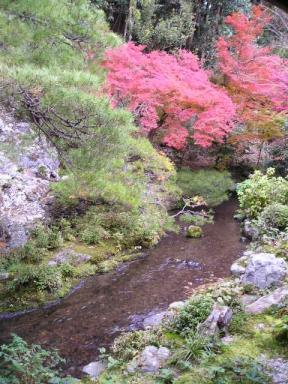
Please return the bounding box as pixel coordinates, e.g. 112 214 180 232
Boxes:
186 225 203 238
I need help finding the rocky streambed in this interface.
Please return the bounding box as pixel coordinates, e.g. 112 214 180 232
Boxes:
0 199 243 377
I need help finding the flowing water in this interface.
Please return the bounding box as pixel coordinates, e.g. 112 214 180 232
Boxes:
0 199 243 377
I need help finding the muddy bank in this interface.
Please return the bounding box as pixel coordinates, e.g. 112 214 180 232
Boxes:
0 199 243 377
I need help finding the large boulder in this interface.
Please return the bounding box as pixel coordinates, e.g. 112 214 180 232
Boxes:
241 253 287 289
0 111 59 249
245 287 288 314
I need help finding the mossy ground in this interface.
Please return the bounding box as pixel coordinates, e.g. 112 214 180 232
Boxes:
0 240 142 313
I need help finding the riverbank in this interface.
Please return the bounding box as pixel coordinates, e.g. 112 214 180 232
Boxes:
0 199 243 378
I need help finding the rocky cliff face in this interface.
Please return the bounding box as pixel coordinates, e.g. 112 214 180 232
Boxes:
0 110 59 249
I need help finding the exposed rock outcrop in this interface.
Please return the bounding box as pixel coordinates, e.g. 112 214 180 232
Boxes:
244 286 288 314
232 252 287 289
0 110 59 249
198 303 233 336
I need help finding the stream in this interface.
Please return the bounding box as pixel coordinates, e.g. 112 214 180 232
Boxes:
0 199 243 377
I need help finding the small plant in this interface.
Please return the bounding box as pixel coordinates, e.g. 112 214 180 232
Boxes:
274 315 288 343
111 330 161 361
0 334 64 384
172 332 218 365
157 368 175 383
168 295 213 337
209 356 270 384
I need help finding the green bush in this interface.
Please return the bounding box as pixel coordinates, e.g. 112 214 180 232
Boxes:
0 334 65 384
111 330 161 361
31 225 63 250
274 315 288 343
259 203 288 230
9 265 62 293
76 203 175 249
237 168 288 219
177 169 234 207
169 295 214 337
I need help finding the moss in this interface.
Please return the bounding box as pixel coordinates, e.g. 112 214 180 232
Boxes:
186 225 203 238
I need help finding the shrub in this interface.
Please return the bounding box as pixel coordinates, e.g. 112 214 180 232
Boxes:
0 334 64 384
259 203 288 230
274 315 288 343
168 295 214 336
237 168 288 219
177 169 234 207
111 330 161 361
9 265 62 293
76 203 174 249
31 225 63 250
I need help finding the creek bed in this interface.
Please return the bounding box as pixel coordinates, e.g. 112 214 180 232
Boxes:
0 199 243 377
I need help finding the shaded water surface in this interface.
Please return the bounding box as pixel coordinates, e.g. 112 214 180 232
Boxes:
0 199 243 377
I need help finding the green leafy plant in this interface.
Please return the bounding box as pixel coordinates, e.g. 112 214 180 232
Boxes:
168 295 213 336
111 330 161 361
274 315 288 343
8 265 62 293
0 334 64 384
209 357 270 384
237 168 288 220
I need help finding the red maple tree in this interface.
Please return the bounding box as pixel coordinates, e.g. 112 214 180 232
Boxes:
216 5 288 145
103 43 236 149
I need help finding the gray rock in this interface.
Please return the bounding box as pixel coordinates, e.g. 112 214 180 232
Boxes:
139 346 170 373
240 294 259 307
231 255 248 277
0 110 60 249
168 301 186 311
0 272 9 281
243 220 259 239
48 249 91 267
260 357 288 384
245 287 288 314
198 304 233 336
143 311 167 329
241 253 287 289
198 304 233 335
82 360 107 380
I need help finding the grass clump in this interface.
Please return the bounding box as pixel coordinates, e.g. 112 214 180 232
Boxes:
177 169 234 207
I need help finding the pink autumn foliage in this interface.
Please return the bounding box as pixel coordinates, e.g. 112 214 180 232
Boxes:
217 5 288 114
103 43 236 149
